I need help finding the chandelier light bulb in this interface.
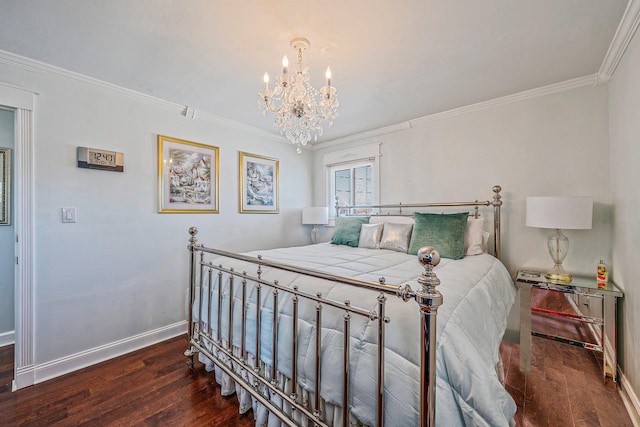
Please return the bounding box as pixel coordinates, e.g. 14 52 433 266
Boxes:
282 55 288 74
326 66 331 87
263 72 269 90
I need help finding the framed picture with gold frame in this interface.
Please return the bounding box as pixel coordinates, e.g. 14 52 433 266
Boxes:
158 135 219 213
0 148 10 225
239 151 279 213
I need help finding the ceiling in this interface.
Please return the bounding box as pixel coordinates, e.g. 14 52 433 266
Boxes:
0 0 630 144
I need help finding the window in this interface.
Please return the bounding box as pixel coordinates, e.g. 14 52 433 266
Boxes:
330 161 374 207
323 144 380 218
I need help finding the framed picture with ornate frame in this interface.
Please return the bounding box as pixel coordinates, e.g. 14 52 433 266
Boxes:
0 147 10 225
158 135 219 213
239 151 279 214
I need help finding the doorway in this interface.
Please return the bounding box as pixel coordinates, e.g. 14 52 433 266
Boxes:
0 82 35 391
0 107 14 391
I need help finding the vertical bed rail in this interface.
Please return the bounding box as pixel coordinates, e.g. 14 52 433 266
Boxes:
184 226 199 366
314 295 323 419
492 185 503 260
228 273 234 351
342 308 351 427
272 287 279 384
415 247 442 427
376 293 387 427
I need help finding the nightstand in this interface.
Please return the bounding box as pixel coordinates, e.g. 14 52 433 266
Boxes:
516 270 623 382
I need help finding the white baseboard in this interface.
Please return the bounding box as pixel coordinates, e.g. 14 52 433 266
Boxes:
0 330 15 347
620 369 640 427
13 364 34 391
27 321 187 387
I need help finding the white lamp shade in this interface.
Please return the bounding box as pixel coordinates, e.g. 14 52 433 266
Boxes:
526 196 593 230
302 207 329 225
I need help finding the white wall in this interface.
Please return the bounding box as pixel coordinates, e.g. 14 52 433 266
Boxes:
0 108 14 342
313 84 611 278
608 25 640 413
0 58 313 367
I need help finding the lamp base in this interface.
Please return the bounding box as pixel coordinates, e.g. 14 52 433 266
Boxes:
545 229 572 284
545 263 572 284
544 271 572 284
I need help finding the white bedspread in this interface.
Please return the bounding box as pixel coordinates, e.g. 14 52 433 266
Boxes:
195 243 517 426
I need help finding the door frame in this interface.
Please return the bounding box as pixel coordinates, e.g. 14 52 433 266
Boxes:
0 82 35 390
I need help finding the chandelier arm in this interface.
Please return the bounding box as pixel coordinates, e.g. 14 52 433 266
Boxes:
262 98 286 114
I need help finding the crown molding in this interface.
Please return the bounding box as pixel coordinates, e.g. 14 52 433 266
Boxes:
0 49 184 111
598 0 640 83
410 74 597 127
311 122 410 151
185 107 287 143
0 49 285 142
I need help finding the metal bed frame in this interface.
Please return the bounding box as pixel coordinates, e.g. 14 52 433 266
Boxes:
184 185 503 427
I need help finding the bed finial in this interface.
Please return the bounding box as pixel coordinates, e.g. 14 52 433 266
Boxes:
188 227 198 249
492 185 502 204
416 246 441 293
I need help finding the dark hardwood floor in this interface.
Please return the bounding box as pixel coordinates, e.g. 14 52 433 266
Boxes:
0 344 13 394
0 290 634 426
0 337 254 426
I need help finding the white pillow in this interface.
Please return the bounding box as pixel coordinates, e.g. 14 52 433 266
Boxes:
369 215 414 225
358 223 384 249
379 222 413 253
464 217 486 256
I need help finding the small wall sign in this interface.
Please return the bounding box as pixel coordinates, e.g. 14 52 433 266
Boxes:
77 147 124 172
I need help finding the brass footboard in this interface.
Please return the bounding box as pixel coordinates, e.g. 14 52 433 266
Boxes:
185 229 442 427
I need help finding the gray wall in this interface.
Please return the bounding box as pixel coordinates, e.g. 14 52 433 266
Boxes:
0 108 14 344
608 24 640 415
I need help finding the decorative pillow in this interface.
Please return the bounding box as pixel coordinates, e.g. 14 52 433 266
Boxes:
330 216 370 247
369 216 414 225
464 217 485 256
379 222 413 253
358 223 384 249
408 212 469 259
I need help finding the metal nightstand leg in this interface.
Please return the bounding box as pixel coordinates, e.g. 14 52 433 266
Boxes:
603 294 618 382
519 282 532 373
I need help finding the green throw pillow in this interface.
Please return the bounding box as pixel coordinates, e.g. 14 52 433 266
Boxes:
331 216 370 247
408 212 469 259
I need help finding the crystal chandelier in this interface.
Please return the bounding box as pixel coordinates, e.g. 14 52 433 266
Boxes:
259 37 339 153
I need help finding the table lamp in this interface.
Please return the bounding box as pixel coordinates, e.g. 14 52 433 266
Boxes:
526 196 593 284
302 207 329 244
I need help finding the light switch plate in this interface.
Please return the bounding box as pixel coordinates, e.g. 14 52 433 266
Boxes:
61 207 76 223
